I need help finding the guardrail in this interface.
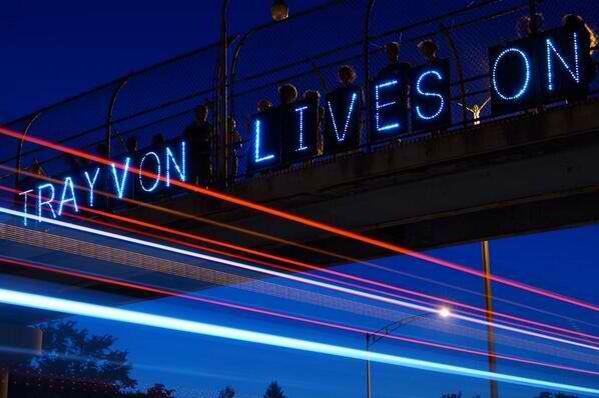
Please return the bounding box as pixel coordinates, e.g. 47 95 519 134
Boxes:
1 0 597 200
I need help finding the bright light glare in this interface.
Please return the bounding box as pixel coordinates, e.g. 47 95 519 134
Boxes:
0 288 597 396
439 306 451 318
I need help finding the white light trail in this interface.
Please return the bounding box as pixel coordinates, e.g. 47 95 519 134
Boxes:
0 206 597 352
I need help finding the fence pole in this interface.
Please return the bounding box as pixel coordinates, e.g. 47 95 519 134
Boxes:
106 78 129 159
529 0 538 35
440 24 468 128
364 0 376 151
14 112 42 192
218 0 231 187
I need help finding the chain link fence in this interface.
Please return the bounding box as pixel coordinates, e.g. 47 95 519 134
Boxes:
1 0 597 198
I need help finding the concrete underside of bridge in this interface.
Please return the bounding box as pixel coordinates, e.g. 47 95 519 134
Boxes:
2 98 599 325
127 98 599 266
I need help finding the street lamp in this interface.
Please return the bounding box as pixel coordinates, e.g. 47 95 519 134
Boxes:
365 307 451 398
271 0 289 21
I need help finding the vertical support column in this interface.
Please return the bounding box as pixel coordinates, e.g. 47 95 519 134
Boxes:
529 0 538 35
106 78 129 160
217 0 231 187
365 334 372 398
363 0 376 152
481 240 499 398
14 113 41 194
440 25 467 128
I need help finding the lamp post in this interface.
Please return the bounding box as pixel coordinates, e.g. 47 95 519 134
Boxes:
218 0 288 185
365 307 451 398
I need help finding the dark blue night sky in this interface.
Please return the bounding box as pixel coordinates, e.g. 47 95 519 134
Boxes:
1 1 599 398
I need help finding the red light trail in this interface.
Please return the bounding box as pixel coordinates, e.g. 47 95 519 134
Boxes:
0 180 599 352
0 126 597 313
1 182 597 347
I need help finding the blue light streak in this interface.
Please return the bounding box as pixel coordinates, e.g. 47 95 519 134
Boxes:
0 288 596 396
0 206 596 353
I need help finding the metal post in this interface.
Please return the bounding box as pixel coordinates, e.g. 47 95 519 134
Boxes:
218 0 231 186
529 0 538 36
365 334 372 398
481 240 499 398
363 0 376 151
106 78 129 159
440 24 468 128
14 112 41 192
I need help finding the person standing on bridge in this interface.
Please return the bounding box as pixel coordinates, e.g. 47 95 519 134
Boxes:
184 104 213 186
322 65 364 152
562 14 597 84
278 83 299 106
377 42 411 83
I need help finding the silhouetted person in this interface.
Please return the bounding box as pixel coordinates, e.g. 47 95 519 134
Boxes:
377 42 411 112
417 39 439 64
516 13 544 38
338 64 358 88
125 136 138 155
378 42 411 78
257 99 273 113
278 83 298 106
322 65 364 151
183 104 213 185
562 14 597 96
151 133 165 148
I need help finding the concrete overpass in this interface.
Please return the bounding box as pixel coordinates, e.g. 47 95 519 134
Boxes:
125 98 599 265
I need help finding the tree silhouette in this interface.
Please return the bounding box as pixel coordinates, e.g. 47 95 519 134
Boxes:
264 382 286 398
146 384 176 398
27 320 136 389
218 386 236 398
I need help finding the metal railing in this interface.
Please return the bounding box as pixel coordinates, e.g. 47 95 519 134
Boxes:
1 0 597 198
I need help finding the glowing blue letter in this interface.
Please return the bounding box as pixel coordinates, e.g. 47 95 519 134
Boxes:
492 48 531 101
139 151 161 192
415 71 445 120
58 177 79 216
546 32 581 92
110 158 130 199
166 141 186 187
294 106 309 152
375 80 400 132
327 93 358 142
254 120 275 162
83 167 100 207
37 183 56 221
18 189 33 226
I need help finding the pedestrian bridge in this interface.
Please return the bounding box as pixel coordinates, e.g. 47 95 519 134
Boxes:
123 98 599 266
